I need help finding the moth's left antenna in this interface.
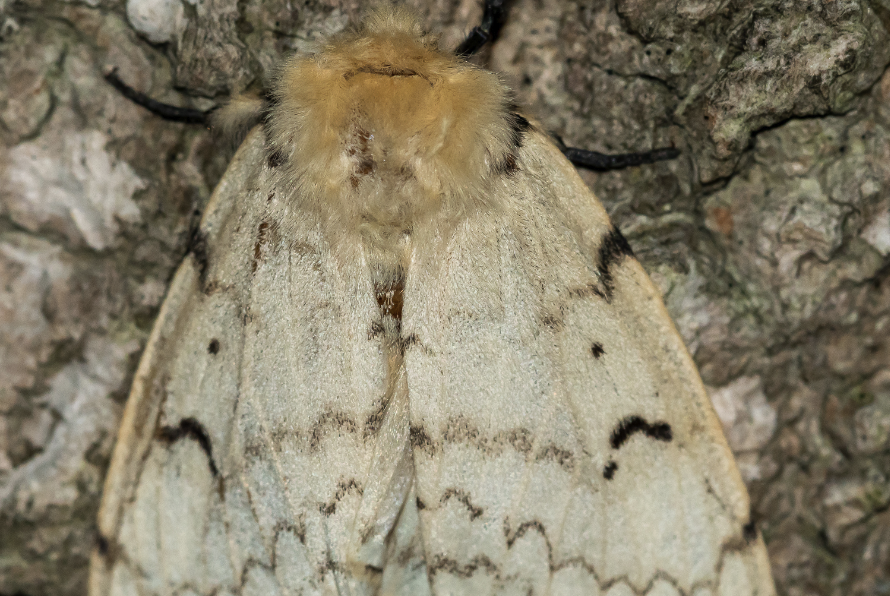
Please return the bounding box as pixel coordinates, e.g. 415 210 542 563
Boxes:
104 67 211 124
455 0 509 56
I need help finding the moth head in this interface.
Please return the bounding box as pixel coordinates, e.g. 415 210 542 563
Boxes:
266 6 518 236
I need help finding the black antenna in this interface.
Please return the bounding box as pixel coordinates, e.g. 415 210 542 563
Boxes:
455 0 509 56
104 67 210 124
561 146 680 171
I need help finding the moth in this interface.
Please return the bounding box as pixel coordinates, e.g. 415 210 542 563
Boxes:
91 2 777 594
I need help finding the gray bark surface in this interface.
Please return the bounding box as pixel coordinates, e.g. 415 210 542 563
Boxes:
1 0 888 594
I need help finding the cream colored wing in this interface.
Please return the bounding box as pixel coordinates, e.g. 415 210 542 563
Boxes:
402 131 776 596
90 129 420 596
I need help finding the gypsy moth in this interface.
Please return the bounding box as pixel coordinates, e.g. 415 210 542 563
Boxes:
91 2 777 594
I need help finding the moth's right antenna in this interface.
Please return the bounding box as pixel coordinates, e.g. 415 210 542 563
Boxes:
455 0 509 56
104 67 211 124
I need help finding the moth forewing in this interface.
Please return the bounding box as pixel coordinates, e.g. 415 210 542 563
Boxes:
89 129 268 594
92 6 776 596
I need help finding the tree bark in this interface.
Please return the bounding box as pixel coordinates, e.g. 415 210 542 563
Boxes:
1 0 888 594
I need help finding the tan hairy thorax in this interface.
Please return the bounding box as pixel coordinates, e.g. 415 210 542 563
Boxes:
261 7 519 251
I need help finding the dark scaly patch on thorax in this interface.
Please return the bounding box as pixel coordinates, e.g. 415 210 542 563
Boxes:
373 271 408 353
609 415 672 450
347 126 376 188
375 277 404 321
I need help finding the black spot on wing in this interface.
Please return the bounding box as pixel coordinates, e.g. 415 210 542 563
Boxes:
156 417 219 477
207 338 220 354
609 415 672 450
597 226 635 301
416 496 426 510
590 342 605 358
602 460 618 480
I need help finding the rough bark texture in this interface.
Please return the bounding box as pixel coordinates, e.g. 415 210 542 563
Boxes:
1 0 888 594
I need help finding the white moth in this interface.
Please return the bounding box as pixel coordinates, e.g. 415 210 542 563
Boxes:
91 6 777 595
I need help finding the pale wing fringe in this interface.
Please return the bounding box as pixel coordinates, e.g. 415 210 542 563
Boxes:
89 129 267 594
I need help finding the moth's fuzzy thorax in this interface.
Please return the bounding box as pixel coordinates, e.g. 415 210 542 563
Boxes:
266 6 517 246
